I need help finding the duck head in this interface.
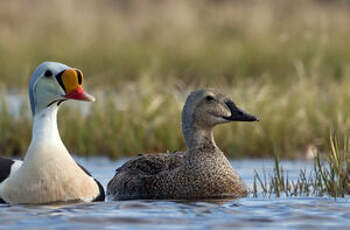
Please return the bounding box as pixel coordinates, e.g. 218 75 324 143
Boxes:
29 62 95 115
182 89 258 148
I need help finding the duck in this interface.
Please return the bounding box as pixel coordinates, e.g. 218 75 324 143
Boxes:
107 89 259 200
0 62 105 204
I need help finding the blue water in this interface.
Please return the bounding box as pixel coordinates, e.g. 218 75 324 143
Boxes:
1 158 350 230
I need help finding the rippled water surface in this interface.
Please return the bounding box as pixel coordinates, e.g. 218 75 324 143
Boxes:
1 158 350 230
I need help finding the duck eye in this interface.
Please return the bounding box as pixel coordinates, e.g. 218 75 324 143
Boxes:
44 70 53 77
205 95 215 102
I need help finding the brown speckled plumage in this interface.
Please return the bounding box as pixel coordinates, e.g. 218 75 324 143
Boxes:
107 89 258 200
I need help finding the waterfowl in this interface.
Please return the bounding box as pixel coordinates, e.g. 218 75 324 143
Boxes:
0 62 105 204
107 89 259 200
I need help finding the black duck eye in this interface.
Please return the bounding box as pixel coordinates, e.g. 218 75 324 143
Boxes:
205 95 215 102
44 70 53 78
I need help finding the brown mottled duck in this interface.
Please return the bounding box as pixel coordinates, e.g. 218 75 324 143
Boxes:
107 89 259 200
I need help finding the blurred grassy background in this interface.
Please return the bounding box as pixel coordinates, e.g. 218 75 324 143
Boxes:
1 0 350 159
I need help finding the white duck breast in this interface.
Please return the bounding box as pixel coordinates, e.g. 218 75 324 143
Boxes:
0 62 104 204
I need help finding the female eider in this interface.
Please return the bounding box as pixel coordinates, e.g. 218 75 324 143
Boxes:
107 89 259 200
0 62 105 204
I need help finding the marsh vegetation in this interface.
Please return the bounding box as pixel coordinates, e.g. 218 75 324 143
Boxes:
1 0 350 159
254 133 350 198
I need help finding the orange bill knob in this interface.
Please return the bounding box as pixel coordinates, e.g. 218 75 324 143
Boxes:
56 68 95 102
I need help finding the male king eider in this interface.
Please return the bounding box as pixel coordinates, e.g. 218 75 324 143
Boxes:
0 62 105 204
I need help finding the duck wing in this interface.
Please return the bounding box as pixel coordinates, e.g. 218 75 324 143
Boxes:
0 157 23 203
117 151 185 175
107 151 185 200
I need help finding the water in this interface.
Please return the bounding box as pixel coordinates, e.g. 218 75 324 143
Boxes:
1 158 350 230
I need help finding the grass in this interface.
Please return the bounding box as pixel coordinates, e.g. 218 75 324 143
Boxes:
253 133 350 198
1 1 350 158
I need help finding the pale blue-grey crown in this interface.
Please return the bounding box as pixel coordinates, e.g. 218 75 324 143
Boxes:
29 62 69 115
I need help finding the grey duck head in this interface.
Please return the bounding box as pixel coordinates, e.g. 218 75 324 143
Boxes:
181 89 259 149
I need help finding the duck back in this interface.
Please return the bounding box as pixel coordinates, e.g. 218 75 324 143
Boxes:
107 147 247 200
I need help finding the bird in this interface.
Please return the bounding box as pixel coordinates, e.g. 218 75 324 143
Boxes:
0 62 105 204
107 88 259 200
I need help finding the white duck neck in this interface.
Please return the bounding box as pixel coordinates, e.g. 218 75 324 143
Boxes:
25 104 67 161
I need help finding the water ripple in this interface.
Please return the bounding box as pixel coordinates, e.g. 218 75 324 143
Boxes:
1 158 350 230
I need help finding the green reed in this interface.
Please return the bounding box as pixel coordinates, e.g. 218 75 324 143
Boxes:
3 74 350 160
254 133 350 198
